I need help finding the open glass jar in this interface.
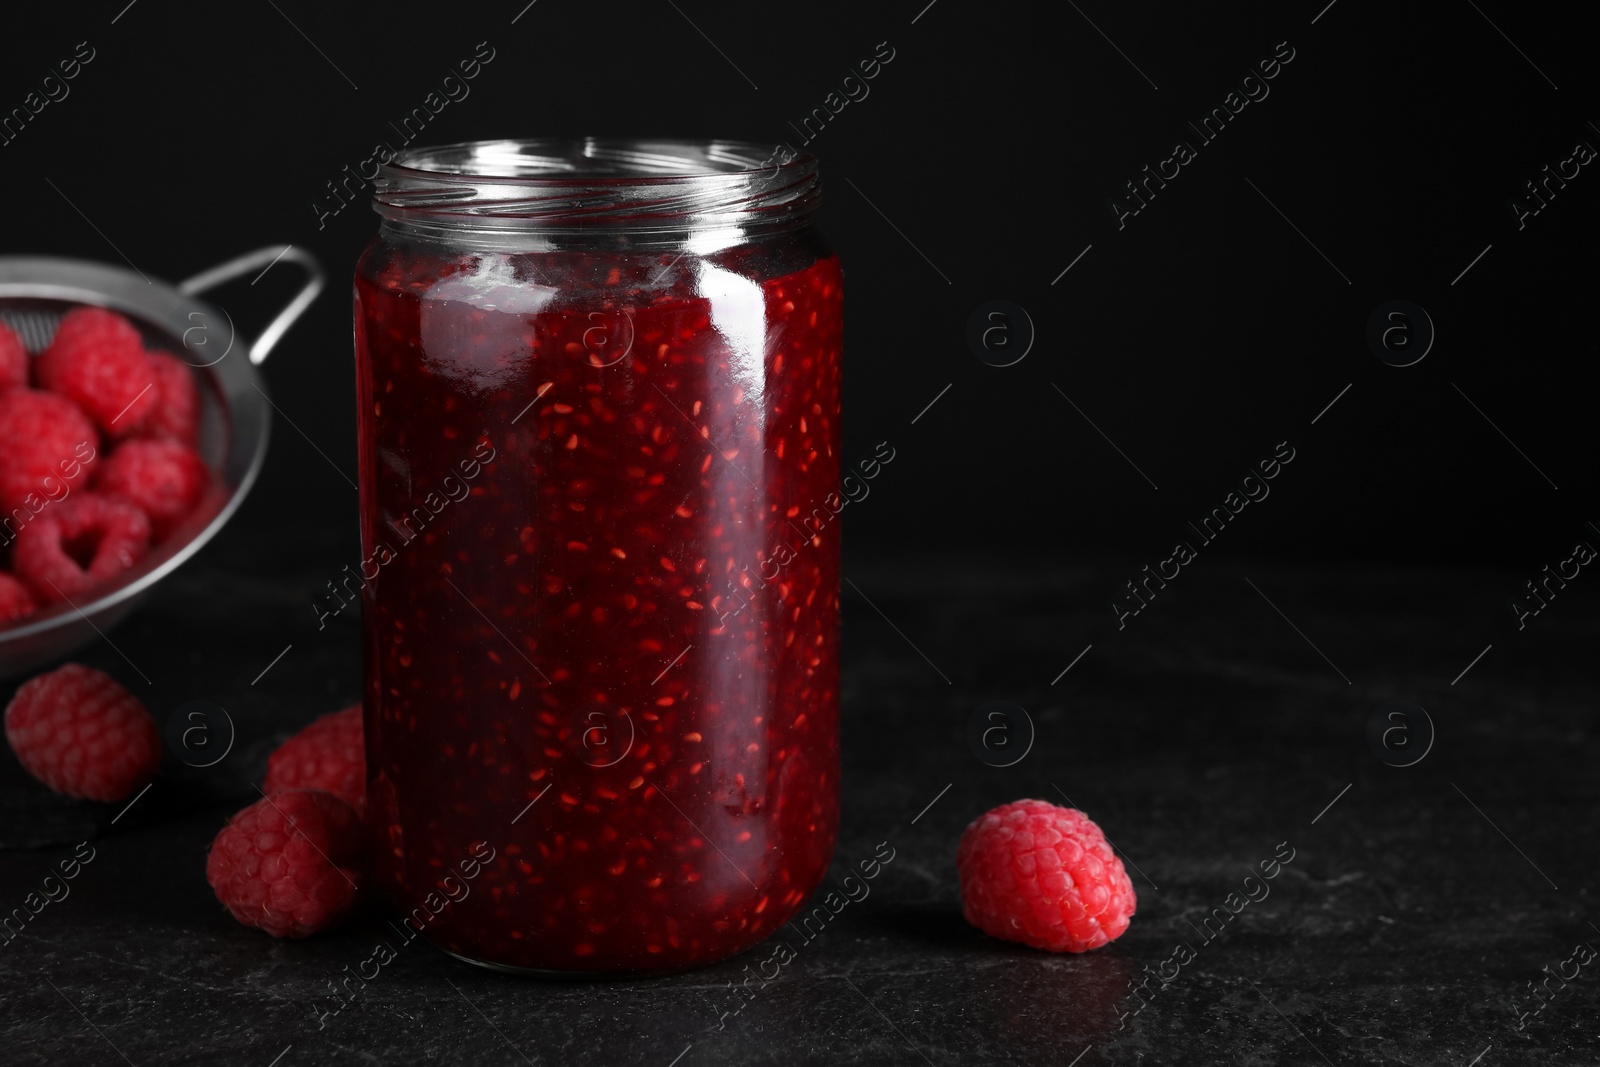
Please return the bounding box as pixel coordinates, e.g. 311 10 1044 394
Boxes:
353 139 842 973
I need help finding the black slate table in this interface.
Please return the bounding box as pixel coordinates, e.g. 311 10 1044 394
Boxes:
2 528 1596 1066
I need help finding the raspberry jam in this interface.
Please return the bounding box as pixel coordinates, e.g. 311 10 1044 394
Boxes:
353 140 842 973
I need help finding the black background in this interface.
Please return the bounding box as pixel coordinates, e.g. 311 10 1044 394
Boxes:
4 0 1595 576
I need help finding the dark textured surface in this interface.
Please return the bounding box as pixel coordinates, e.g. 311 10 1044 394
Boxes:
2 536 1595 1066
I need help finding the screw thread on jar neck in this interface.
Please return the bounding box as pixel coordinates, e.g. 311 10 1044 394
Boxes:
372 138 820 252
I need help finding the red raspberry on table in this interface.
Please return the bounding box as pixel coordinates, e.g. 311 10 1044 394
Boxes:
0 573 39 624
94 439 208 541
205 788 366 938
3 663 162 802
0 321 26 391
11 492 151 603
0 388 99 514
141 350 200 446
957 799 1137 953
34 307 155 436
263 704 366 813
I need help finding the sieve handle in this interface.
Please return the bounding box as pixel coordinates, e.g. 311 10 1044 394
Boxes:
177 245 325 365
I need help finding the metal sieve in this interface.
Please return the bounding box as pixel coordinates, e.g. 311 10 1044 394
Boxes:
0 246 323 678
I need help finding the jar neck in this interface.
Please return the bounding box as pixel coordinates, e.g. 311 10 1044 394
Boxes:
372 138 819 252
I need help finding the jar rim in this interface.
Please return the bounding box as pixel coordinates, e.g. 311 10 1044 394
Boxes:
372 138 820 241
384 137 814 183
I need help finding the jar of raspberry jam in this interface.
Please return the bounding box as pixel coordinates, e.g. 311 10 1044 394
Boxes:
353 140 842 973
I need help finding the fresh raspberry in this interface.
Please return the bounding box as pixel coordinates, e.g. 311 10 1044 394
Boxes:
263 704 366 813
11 492 151 603
94 439 209 541
34 307 155 436
141 350 200 446
0 388 100 515
0 572 38 624
0 321 26 391
957 799 1137 953
3 664 162 801
205 788 366 938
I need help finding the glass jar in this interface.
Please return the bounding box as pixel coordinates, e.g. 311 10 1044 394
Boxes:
353 139 842 973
